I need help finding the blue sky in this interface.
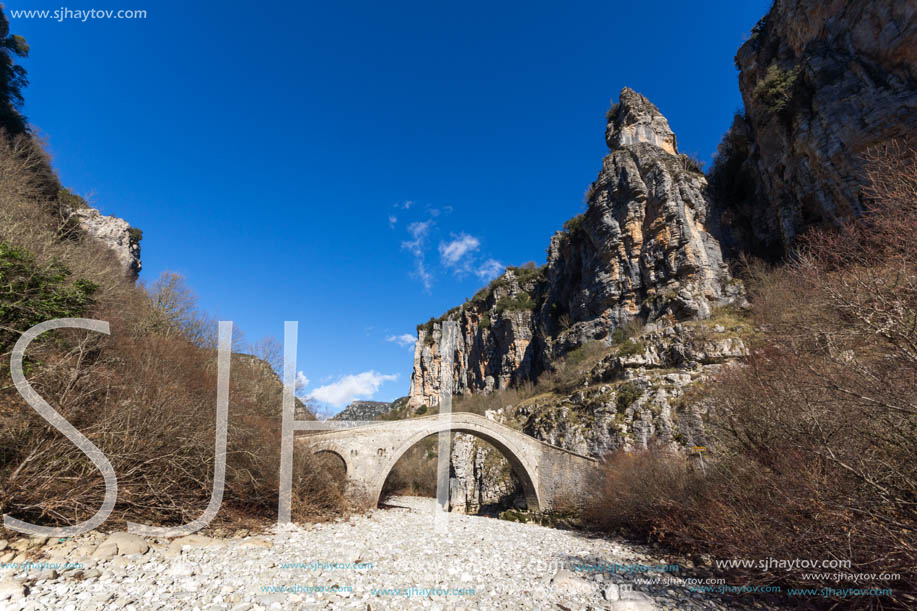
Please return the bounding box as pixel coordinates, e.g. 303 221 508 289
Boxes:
6 0 770 414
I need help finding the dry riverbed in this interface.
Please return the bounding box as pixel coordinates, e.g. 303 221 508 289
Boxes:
0 497 759 610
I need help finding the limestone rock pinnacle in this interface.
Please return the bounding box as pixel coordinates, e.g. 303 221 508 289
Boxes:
605 87 678 154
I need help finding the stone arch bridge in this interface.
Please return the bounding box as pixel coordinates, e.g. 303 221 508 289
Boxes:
298 412 599 512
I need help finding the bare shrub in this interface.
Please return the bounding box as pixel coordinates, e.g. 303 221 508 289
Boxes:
676 153 705 174
291 451 348 520
381 437 437 498
0 133 348 529
0 133 136 349
0 300 349 528
585 448 701 539
585 140 917 609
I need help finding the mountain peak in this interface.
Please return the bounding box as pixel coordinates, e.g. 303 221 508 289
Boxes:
605 87 678 155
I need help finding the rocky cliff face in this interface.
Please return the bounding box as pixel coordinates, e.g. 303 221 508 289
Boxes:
712 0 917 258
71 207 142 278
409 88 743 411
448 434 524 514
503 321 748 457
413 0 916 514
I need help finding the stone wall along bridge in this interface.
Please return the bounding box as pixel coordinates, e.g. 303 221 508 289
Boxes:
298 412 598 512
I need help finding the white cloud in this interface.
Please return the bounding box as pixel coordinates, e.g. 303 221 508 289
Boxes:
439 233 480 267
295 371 310 389
401 221 434 291
388 215 397 228
294 371 310 397
387 333 417 348
406 220 430 241
400 200 415 210
308 371 399 408
414 261 433 290
401 221 431 256
476 258 505 281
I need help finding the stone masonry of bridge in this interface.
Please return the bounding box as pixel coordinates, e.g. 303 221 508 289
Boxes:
298 412 599 513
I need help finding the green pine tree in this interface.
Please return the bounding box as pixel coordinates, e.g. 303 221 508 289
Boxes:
0 4 29 134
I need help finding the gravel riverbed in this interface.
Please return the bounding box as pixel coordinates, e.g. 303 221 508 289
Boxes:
0 497 757 610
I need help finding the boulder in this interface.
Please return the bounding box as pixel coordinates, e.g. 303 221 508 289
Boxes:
91 532 149 559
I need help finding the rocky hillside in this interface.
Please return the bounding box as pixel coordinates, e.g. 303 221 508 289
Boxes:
711 0 917 258
408 87 744 412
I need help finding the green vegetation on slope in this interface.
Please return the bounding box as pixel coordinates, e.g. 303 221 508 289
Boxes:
0 241 97 351
753 64 801 116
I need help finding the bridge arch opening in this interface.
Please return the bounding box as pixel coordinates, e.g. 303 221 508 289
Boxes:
313 449 348 475
374 425 542 513
380 435 438 499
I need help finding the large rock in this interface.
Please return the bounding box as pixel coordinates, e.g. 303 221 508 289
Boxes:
408 88 742 411
163 534 225 559
502 323 748 457
550 569 594 595
70 207 142 278
410 297 537 409
711 0 917 258
91 532 149 559
606 87 678 154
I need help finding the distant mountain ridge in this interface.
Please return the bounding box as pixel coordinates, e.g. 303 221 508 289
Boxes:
333 397 409 421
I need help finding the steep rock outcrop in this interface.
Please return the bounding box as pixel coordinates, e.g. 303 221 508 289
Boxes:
71 207 142 278
409 272 540 409
712 0 917 257
408 88 743 410
448 434 523 514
